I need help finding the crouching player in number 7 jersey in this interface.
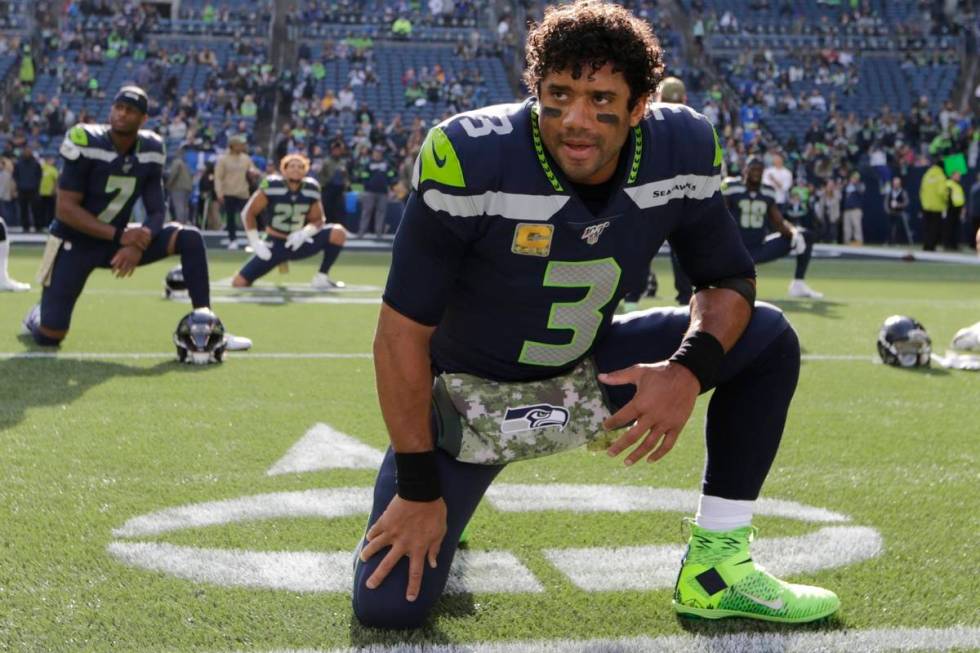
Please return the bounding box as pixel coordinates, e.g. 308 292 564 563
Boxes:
22 85 251 358
351 1 839 629
231 154 347 291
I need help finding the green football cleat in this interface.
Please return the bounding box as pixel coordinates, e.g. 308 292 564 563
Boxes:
672 523 840 623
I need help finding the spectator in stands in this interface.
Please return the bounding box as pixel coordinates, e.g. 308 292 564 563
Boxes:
18 43 34 88
762 153 793 208
240 94 258 118
317 140 350 225
392 15 412 40
969 172 980 254
215 135 259 249
166 147 194 224
0 158 15 227
842 172 865 245
38 157 58 233
13 147 42 233
884 177 912 246
944 170 965 251
356 145 395 239
919 158 948 251
868 142 890 191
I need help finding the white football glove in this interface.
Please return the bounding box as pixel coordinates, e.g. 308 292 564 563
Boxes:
246 229 272 260
790 229 807 255
951 321 980 351
285 224 318 251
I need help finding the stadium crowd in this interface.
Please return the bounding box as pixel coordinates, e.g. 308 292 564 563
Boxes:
0 0 978 250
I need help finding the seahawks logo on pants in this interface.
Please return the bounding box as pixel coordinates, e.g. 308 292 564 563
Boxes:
500 404 570 435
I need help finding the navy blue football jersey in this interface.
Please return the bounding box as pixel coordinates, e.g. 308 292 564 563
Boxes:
52 124 167 242
385 99 755 381
722 179 778 248
259 175 321 233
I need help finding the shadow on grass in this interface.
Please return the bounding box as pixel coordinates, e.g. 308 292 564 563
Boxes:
347 594 477 648
676 611 846 635
0 347 217 431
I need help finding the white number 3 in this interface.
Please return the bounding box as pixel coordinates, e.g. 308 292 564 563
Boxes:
460 115 513 138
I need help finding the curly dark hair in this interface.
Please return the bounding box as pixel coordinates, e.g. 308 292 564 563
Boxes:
523 1 665 110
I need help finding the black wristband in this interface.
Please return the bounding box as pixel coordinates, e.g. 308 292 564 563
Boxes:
112 225 124 246
394 451 442 502
669 330 725 393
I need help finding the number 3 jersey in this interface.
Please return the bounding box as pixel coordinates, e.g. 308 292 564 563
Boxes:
722 178 779 248
385 99 755 382
51 123 167 243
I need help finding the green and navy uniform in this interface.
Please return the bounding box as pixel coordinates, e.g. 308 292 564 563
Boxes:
38 123 211 333
353 100 803 628
723 178 814 280
237 174 344 283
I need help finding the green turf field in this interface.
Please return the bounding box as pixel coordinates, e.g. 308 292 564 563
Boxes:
1 249 978 652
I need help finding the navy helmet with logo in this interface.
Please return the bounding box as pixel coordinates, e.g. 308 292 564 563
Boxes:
877 315 931 367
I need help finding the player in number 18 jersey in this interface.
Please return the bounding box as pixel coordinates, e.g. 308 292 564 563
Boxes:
723 158 823 299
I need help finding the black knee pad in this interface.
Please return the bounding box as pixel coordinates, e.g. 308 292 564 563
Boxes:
175 226 204 252
0 216 7 241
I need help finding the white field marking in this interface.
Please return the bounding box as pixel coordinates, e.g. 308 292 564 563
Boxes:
214 282 382 293
107 543 541 594
545 525 882 592
233 627 980 653
0 352 374 360
266 423 384 476
112 488 374 538
170 295 383 305
483 485 850 523
0 351 870 362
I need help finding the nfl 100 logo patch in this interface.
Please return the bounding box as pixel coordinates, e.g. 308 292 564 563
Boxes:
581 221 610 245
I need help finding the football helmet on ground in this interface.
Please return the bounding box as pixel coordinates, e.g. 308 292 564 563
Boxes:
877 315 931 367
164 265 187 299
174 308 227 364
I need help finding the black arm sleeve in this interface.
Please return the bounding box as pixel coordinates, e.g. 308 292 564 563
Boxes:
141 166 166 236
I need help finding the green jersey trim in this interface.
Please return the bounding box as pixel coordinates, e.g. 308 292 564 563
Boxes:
419 127 466 188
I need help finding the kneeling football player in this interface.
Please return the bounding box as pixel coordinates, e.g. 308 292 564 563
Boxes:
21 85 250 356
231 154 347 290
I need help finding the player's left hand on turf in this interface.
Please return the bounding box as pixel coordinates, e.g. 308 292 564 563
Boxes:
110 245 143 278
599 362 700 465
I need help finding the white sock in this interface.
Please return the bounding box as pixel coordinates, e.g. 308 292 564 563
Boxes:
695 494 754 531
0 239 10 280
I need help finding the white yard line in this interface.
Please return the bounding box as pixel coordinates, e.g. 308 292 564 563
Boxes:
238 627 980 653
0 352 871 361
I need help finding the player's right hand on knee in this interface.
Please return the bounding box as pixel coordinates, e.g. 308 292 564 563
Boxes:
246 230 272 260
359 496 447 602
120 226 151 250
253 240 272 260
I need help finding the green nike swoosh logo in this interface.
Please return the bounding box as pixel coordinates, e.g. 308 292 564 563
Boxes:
431 139 447 167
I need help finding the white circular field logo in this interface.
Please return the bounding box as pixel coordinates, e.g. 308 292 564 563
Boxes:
107 424 882 595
